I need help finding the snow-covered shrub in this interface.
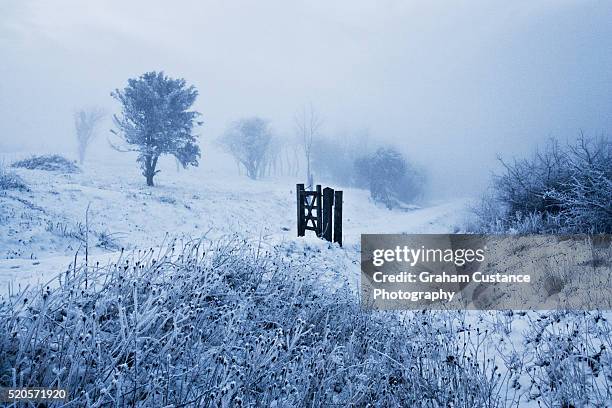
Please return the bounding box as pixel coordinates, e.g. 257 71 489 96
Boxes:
545 136 612 233
494 138 569 217
0 163 28 191
1 238 503 407
355 147 425 209
473 135 611 233
11 154 80 173
469 200 563 234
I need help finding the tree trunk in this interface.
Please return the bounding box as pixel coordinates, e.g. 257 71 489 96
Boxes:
246 161 257 180
143 154 159 186
306 153 313 187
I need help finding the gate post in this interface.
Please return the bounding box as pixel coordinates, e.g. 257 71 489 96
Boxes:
333 190 343 246
322 187 334 242
315 185 322 237
296 184 305 237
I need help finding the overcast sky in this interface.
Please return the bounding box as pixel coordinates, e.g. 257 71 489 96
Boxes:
1 0 611 195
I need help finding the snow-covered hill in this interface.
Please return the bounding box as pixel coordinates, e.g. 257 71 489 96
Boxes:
0 153 469 293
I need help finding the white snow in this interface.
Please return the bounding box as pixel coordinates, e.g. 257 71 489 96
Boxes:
0 151 470 293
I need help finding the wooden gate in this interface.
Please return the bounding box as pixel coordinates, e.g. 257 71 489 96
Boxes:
297 184 342 246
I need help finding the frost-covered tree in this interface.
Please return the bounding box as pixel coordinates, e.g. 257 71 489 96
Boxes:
220 117 272 180
74 107 105 164
110 71 202 186
355 147 425 209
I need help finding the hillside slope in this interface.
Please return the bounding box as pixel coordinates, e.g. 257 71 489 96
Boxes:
0 154 469 292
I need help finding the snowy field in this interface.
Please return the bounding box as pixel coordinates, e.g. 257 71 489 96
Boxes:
0 149 469 294
1 150 610 407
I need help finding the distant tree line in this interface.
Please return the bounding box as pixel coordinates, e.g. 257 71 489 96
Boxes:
218 118 426 208
68 70 611 223
103 70 426 208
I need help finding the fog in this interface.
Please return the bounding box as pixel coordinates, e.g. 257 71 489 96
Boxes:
1 0 611 197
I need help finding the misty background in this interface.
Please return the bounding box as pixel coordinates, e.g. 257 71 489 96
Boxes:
1 0 611 197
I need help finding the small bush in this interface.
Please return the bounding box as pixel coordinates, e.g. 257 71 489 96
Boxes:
11 154 80 173
0 165 28 191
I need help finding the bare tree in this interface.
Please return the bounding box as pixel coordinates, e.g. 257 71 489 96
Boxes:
75 107 105 164
295 104 322 187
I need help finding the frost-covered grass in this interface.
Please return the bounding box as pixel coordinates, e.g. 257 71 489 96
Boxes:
44 220 123 251
3 237 609 407
519 311 612 407
1 237 509 407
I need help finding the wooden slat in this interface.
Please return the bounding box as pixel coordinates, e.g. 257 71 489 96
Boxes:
297 184 305 237
333 190 343 247
322 187 334 242
315 185 322 236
